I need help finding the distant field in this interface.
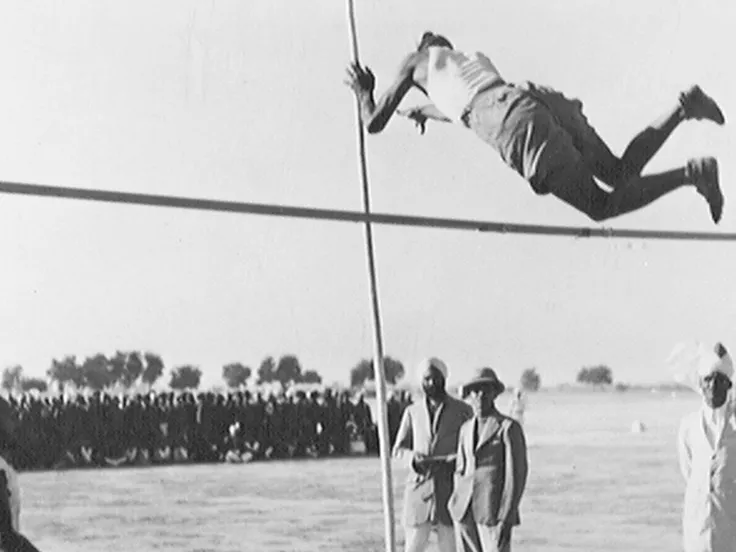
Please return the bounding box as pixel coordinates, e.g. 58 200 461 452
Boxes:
22 390 700 552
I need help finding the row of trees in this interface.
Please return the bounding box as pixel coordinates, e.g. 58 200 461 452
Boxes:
519 365 614 392
40 352 327 392
3 352 614 394
224 355 407 389
1 365 49 393
45 352 165 390
347 360 613 392
1 352 410 393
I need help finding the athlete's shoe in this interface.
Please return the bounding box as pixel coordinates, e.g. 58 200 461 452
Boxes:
687 157 724 223
680 85 725 125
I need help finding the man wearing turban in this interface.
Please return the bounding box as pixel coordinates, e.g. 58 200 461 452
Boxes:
678 342 736 552
392 358 473 552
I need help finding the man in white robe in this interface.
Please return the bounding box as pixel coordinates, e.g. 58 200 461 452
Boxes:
677 343 736 552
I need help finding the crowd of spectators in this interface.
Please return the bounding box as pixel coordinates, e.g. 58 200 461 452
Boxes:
5 388 414 471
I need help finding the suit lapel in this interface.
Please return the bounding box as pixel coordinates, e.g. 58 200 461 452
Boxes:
416 401 432 452
421 398 447 452
432 400 446 437
475 416 501 452
466 418 477 473
498 418 514 522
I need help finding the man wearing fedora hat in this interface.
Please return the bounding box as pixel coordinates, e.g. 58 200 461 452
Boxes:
392 358 473 552
449 367 528 552
0 397 43 551
678 343 736 552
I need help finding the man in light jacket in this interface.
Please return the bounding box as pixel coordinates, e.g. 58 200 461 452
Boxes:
449 367 528 552
392 358 473 552
678 343 736 552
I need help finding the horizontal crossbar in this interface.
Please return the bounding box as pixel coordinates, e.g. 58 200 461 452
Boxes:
1 180 734 241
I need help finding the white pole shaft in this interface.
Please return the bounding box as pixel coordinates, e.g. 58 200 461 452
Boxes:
345 1 397 552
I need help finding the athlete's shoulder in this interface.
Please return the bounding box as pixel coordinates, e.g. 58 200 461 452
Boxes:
393 50 428 83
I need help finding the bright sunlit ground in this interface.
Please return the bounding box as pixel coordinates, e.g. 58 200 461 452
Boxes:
21 390 698 552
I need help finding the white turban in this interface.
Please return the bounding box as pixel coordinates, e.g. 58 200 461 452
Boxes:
416 357 449 384
697 349 734 380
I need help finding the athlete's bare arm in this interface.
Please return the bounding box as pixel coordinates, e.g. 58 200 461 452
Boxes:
399 104 450 121
397 104 451 135
345 52 427 134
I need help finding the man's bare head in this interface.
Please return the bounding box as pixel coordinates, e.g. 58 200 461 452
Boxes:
417 32 453 52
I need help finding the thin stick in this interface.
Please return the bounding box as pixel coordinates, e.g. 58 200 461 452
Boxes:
344 1 397 552
1 180 735 242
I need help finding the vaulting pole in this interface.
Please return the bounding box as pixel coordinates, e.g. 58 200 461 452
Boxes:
345 1 396 551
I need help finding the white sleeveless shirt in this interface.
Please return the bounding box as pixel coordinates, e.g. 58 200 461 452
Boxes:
426 47 504 122
0 455 20 532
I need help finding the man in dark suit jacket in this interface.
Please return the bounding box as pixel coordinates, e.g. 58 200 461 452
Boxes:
392 358 473 552
0 397 42 551
449 368 528 552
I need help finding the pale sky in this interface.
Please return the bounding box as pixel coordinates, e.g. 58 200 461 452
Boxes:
0 0 734 389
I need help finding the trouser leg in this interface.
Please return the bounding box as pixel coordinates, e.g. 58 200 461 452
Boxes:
404 523 432 552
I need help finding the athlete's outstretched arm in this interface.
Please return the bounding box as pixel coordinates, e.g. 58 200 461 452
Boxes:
397 104 451 135
345 53 421 134
400 104 451 121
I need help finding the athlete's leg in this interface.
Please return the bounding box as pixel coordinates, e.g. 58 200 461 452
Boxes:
532 85 724 222
602 158 722 222
608 86 724 183
548 153 722 223
529 83 725 187
546 162 680 222
468 84 723 222
516 82 621 183
600 168 689 219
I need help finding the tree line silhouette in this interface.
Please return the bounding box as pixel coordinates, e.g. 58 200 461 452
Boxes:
3 352 616 394
2 352 409 393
